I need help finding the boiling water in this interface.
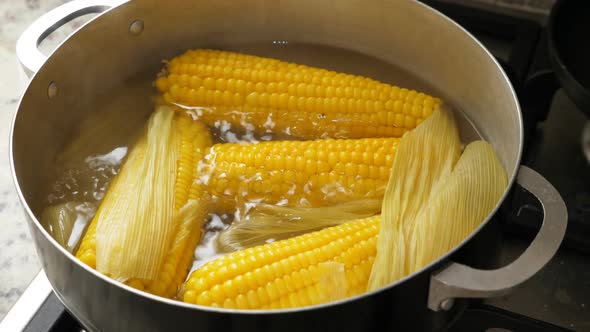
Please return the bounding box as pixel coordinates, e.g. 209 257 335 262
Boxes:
42 42 482 279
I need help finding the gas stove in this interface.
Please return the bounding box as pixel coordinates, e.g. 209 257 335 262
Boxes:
1 0 589 331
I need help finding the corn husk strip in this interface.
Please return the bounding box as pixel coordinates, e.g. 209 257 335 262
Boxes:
216 199 381 252
95 107 178 281
368 108 461 289
41 202 95 252
368 108 507 290
157 200 208 296
407 141 507 273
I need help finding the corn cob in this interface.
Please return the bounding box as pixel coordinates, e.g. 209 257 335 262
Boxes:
200 137 399 212
76 111 212 298
183 215 380 309
155 49 440 139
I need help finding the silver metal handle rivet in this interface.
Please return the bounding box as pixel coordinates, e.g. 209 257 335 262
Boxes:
440 298 454 311
129 20 144 35
47 81 58 99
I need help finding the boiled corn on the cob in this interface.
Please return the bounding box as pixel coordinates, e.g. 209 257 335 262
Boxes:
156 49 439 139
76 108 212 298
200 137 399 212
183 215 380 309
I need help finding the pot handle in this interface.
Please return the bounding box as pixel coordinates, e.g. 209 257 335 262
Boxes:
427 166 567 311
16 0 125 76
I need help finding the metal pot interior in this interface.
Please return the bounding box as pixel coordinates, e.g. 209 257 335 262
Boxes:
11 0 521 308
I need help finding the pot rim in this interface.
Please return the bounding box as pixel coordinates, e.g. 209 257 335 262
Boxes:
9 0 523 315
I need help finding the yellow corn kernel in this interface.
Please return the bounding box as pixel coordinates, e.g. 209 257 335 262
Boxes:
201 137 399 211
156 49 440 139
183 215 380 309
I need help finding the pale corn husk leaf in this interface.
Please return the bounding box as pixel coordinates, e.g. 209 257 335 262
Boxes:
216 199 381 252
41 202 79 249
407 141 507 273
167 200 207 263
41 202 95 252
95 106 178 281
368 108 461 290
162 199 209 297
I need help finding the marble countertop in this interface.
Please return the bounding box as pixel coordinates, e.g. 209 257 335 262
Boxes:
0 0 72 321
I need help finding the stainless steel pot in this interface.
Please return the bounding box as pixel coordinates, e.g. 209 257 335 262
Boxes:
11 0 568 331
